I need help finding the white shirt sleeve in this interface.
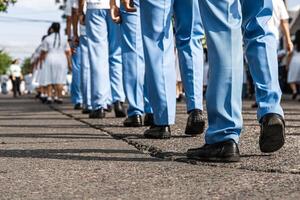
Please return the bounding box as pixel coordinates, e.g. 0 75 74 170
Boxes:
278 0 289 20
40 39 49 52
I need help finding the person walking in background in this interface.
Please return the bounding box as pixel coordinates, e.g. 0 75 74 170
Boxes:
287 30 300 99
41 22 72 104
8 59 22 98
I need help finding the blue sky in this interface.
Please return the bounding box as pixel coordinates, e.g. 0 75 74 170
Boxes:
0 0 65 60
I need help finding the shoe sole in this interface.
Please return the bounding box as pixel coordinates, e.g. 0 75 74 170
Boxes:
260 123 285 153
187 154 240 163
185 121 205 137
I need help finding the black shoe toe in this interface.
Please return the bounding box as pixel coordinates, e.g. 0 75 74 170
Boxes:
187 140 240 163
89 108 105 119
124 115 143 127
114 101 127 118
144 113 154 126
259 113 285 153
185 109 205 136
144 125 171 139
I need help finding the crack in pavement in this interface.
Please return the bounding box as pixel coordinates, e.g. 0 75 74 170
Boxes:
50 105 300 176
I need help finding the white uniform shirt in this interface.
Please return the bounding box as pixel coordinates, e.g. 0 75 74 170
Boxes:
41 34 70 54
86 0 110 9
268 0 289 40
9 64 22 78
65 0 73 16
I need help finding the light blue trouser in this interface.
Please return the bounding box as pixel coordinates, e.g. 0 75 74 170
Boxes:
71 45 83 105
80 35 92 110
140 0 177 125
241 0 284 120
86 9 125 110
197 0 244 144
174 0 205 112
120 0 153 117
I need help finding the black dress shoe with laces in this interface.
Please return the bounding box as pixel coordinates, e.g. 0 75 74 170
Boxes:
187 140 240 162
144 125 171 139
259 113 285 153
114 101 127 118
144 113 154 126
89 108 105 119
123 115 143 127
74 103 82 110
82 108 92 114
185 109 205 136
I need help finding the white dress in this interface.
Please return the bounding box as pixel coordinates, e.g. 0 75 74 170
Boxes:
41 33 70 85
288 51 300 83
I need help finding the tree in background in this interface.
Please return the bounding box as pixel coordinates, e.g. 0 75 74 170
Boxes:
0 0 17 12
21 58 32 75
0 50 12 75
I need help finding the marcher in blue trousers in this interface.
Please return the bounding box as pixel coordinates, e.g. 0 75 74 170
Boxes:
240 0 285 153
187 0 285 162
71 45 83 109
85 4 126 119
136 0 206 139
79 35 92 113
173 0 206 136
110 0 154 127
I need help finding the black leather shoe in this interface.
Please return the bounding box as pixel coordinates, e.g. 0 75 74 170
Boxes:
144 125 171 139
89 108 105 119
251 102 258 108
114 101 126 118
74 103 82 110
187 140 240 162
105 104 112 112
144 113 154 126
185 109 205 136
123 115 143 127
259 113 285 153
82 108 92 114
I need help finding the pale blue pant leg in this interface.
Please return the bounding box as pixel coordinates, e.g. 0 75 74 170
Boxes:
71 46 83 105
120 1 145 117
106 10 126 103
174 0 204 112
143 84 153 114
86 9 110 110
198 0 244 144
140 0 176 125
241 0 284 120
79 35 92 109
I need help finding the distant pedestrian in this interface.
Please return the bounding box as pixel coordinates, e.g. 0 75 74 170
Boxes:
8 59 22 98
287 30 300 99
41 22 72 104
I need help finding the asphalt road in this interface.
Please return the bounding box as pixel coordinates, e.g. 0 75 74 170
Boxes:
0 94 299 200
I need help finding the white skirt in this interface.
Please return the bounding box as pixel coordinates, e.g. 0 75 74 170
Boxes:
44 53 68 85
38 63 50 86
288 51 300 83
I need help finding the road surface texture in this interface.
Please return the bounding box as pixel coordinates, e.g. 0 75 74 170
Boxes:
0 94 299 200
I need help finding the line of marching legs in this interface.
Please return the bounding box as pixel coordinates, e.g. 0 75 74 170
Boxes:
62 0 287 163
